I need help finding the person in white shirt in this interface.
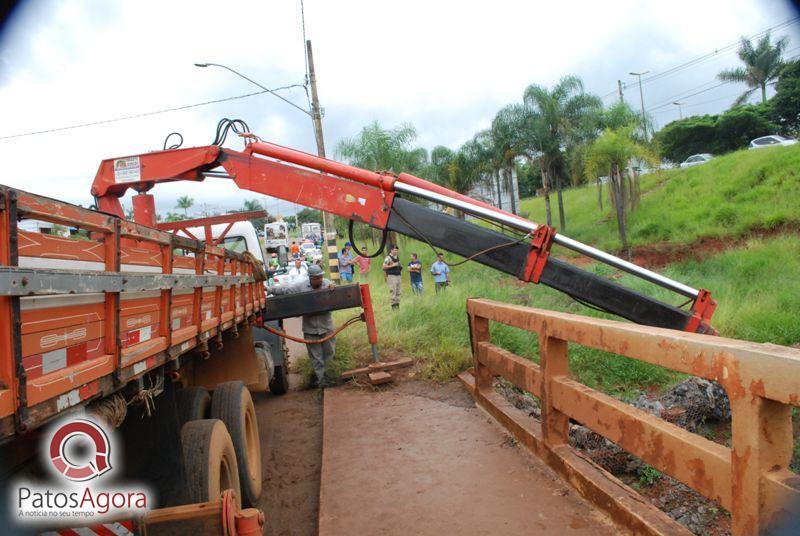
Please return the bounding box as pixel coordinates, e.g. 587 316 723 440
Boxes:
287 257 308 282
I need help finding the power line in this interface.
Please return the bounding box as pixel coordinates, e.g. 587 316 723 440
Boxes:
639 16 799 87
597 16 799 101
0 84 304 141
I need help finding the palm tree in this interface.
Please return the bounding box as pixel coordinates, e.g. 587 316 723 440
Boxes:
241 199 268 229
523 76 602 231
718 32 789 105
336 121 428 243
335 121 427 173
584 127 657 258
491 105 527 215
175 195 194 216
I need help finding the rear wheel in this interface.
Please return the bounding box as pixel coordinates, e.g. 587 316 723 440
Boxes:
181 419 241 508
175 386 211 427
211 381 262 507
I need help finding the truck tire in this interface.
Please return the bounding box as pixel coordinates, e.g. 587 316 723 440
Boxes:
181 419 241 508
269 364 289 395
175 386 211 426
211 381 262 507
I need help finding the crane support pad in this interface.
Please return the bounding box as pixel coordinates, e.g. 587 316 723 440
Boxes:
387 197 692 331
263 284 363 321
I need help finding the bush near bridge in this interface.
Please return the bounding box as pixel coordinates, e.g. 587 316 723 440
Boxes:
320 145 800 397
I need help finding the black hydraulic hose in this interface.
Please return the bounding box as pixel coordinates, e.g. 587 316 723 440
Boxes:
348 219 388 259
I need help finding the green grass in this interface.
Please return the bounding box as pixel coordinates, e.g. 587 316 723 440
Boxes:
520 145 800 252
327 233 800 396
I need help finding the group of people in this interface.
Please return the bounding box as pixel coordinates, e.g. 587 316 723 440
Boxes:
382 245 451 309
337 242 371 282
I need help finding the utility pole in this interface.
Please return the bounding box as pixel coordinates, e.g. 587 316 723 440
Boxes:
629 71 649 140
306 39 339 281
673 101 684 120
617 80 624 103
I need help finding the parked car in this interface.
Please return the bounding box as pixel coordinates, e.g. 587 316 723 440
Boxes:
680 154 713 168
749 135 798 150
299 241 323 263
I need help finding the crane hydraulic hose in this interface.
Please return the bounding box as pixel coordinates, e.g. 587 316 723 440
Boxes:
262 315 363 344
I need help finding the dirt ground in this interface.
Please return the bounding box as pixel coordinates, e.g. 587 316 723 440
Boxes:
255 317 322 536
319 381 615 535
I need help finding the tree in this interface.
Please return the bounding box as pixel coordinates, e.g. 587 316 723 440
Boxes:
717 32 789 105
772 59 800 135
335 121 427 173
175 195 194 216
427 143 483 218
491 105 528 215
585 127 657 258
714 105 777 152
336 121 429 245
523 75 602 230
295 207 322 226
239 199 269 230
654 115 717 162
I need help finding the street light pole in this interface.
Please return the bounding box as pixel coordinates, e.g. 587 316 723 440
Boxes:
629 71 649 140
673 101 685 120
195 56 340 280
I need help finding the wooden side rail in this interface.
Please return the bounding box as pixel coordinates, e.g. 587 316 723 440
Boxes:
465 298 800 536
0 185 266 440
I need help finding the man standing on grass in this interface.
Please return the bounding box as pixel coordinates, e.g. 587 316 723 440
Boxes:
338 242 354 283
269 264 337 388
431 252 451 294
354 247 371 280
408 253 423 295
382 244 402 309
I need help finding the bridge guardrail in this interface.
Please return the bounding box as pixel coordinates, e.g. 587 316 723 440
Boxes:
464 298 799 536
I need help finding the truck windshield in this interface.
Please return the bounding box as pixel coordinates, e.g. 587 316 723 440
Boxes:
221 236 247 253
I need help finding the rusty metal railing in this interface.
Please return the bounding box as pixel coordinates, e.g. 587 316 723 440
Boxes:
463 298 800 536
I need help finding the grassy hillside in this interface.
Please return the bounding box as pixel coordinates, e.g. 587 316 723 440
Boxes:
520 144 800 253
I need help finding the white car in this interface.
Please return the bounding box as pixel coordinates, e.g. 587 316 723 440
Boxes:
299 242 322 262
680 154 713 168
749 135 798 150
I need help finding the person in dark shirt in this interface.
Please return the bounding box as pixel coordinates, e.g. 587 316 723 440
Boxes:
382 244 402 309
408 253 423 295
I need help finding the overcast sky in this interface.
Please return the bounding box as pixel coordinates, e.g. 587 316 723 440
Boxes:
0 0 797 217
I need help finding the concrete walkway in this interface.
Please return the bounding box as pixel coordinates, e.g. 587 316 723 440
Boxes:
318 382 615 535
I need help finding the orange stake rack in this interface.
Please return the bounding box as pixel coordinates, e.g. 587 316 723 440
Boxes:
0 185 266 439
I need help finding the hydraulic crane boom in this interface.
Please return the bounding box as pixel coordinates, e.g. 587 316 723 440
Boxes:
91 131 716 334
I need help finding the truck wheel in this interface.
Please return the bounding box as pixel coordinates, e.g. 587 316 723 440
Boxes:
181 419 241 508
175 386 211 426
211 381 262 507
269 365 289 395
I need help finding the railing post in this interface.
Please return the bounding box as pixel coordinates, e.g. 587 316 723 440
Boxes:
730 397 793 535
469 309 491 394
540 333 570 446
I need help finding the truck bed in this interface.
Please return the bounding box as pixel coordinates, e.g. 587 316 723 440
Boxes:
0 185 266 440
